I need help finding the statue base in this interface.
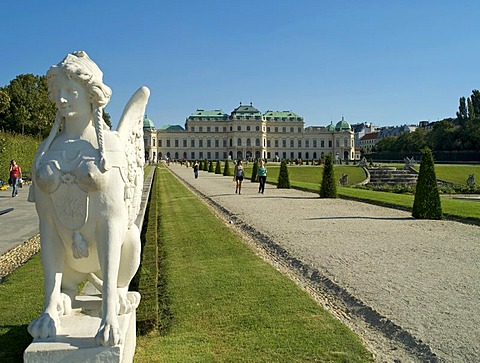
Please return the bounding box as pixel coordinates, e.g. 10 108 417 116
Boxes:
24 295 137 363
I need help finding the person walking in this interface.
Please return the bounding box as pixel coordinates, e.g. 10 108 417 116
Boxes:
9 159 22 197
233 159 244 194
257 160 267 194
193 160 199 179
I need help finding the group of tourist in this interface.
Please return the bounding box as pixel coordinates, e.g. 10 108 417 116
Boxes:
192 159 268 195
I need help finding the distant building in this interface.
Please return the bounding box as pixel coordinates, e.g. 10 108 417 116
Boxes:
143 103 355 162
359 132 379 153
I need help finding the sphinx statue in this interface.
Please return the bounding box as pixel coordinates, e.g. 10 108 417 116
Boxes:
27 51 149 347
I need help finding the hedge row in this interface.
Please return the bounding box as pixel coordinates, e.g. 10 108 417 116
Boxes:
0 131 40 183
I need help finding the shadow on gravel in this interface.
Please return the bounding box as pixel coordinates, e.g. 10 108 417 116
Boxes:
258 196 319 200
307 216 414 221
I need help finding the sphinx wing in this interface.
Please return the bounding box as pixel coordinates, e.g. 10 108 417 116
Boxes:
117 86 150 227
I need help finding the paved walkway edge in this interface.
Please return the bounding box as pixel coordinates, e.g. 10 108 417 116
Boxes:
167 166 439 363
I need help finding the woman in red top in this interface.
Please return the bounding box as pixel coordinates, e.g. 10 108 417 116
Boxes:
9 159 21 197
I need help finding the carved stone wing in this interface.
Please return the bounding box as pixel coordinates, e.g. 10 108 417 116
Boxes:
117 86 150 226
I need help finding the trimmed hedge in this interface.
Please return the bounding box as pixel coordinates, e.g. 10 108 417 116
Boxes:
320 154 337 198
412 148 443 219
0 131 40 183
277 159 290 188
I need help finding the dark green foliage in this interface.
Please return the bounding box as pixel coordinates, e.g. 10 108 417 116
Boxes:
215 160 221 174
0 74 56 138
412 148 443 219
208 161 214 173
277 159 290 188
203 159 208 171
130 168 170 333
305 159 309 165
223 159 231 176
0 131 40 182
199 160 204 170
251 160 258 182
320 154 337 198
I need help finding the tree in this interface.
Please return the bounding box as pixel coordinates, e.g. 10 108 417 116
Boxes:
3 74 56 138
203 159 208 171
215 160 221 174
467 97 475 121
426 118 456 151
223 159 231 176
0 89 10 115
103 110 112 128
199 160 204 170
319 153 337 198
277 159 290 188
412 147 442 219
208 160 214 172
456 96 468 126
250 160 258 182
470 89 480 117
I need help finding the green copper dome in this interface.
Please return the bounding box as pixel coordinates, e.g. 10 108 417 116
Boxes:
143 115 155 130
326 121 335 132
335 117 351 131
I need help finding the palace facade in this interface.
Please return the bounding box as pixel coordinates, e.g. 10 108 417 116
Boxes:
143 103 355 163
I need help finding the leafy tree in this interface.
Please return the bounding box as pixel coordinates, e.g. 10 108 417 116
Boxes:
0 89 10 116
319 153 337 198
277 159 290 188
471 89 480 117
215 160 221 174
103 110 112 128
426 118 456 151
251 160 258 182
2 74 56 138
412 147 442 219
456 96 468 126
467 97 475 121
223 159 231 176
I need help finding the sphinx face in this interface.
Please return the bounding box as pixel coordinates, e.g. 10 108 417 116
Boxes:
54 73 91 122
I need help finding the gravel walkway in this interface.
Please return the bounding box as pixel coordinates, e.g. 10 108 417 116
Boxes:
168 163 480 363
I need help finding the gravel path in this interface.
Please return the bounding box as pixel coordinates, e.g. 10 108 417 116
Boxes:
168 163 480 363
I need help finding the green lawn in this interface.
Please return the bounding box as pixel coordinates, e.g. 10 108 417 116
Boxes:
0 166 373 362
135 167 373 362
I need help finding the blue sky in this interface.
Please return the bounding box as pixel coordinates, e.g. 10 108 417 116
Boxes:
1 1 479 129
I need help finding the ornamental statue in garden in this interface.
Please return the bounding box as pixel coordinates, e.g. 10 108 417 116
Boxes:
27 51 149 346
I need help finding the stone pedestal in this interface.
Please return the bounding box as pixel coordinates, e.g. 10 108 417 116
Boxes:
24 295 137 363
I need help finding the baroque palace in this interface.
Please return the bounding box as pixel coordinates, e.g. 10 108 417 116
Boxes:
143 103 355 163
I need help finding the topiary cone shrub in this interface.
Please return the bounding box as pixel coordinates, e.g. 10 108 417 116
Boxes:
208 161 214 173
277 159 290 188
199 160 204 170
203 159 208 171
223 160 231 176
412 147 443 219
215 160 221 174
320 153 337 198
251 160 258 182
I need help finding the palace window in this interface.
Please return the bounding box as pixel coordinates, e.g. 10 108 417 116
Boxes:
183 139 187 147
237 126 241 131
215 139 219 147
298 140 302 147
274 139 279 147
191 139 195 147
199 126 203 132
199 139 203 147
306 139 310 148
313 139 317 148
290 139 294 147
166 140 171 147
207 139 211 147
237 138 242 146
246 138 251 147
247 126 251 131
282 139 287 147
175 140 179 147
207 126 211 132
290 127 294 133
256 138 260 147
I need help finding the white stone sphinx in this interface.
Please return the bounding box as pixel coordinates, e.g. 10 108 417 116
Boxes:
25 51 149 357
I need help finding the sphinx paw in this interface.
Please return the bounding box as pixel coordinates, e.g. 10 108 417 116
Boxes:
28 313 60 339
95 320 121 346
